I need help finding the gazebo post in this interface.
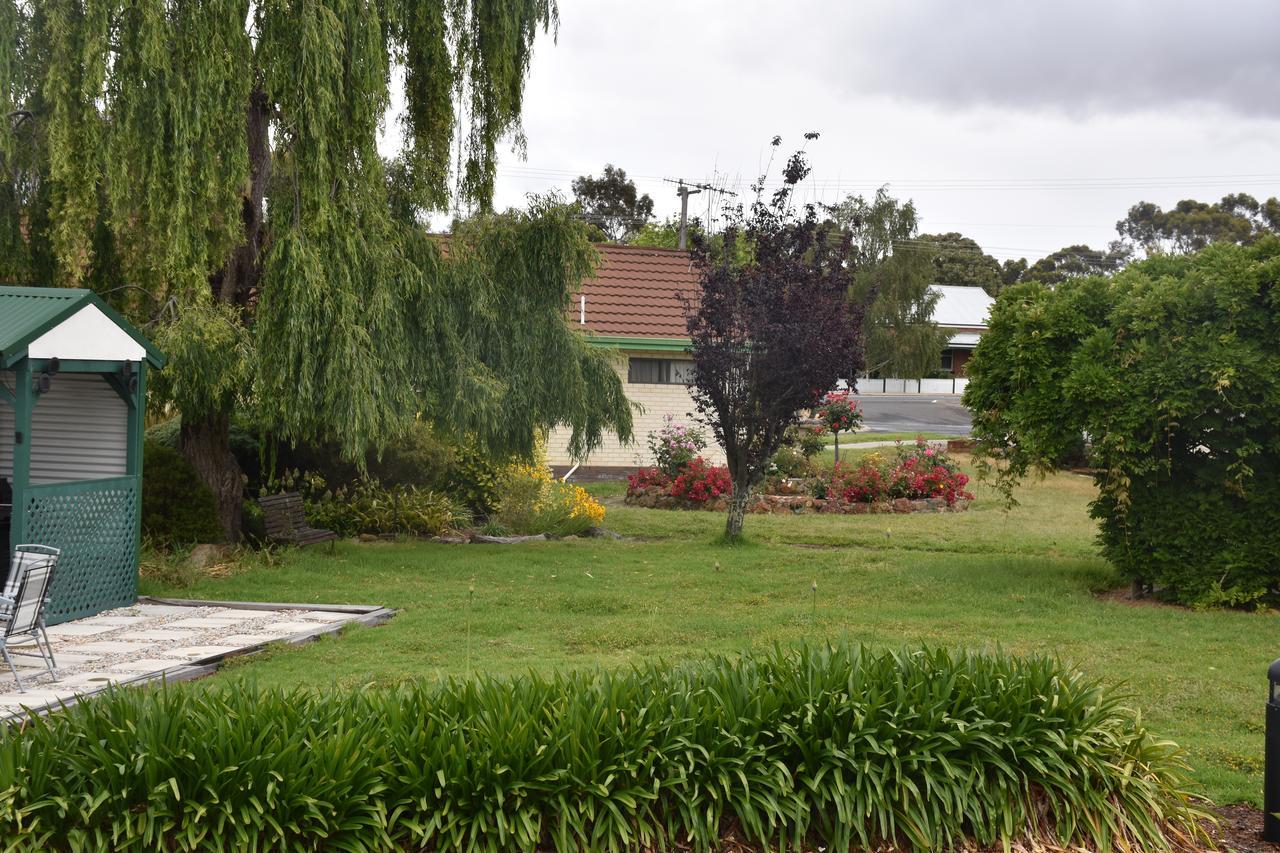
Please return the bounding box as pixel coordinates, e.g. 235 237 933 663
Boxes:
126 360 146 551
9 359 32 549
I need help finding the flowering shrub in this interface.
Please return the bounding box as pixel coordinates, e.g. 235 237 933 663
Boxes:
814 391 862 436
828 459 884 503
647 415 708 477
627 466 670 493
495 464 606 536
669 457 733 504
817 441 973 506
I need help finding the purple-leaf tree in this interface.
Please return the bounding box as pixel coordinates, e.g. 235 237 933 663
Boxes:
683 138 866 540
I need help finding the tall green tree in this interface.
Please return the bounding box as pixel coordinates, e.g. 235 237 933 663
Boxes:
1019 243 1130 285
571 164 654 242
1 0 632 540
851 245 949 379
829 189 946 378
914 232 1003 295
1117 193 1280 254
827 187 917 267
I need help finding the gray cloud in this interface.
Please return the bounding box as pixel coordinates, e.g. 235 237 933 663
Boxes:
826 0 1280 117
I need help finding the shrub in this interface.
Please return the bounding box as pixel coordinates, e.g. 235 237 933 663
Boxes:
828 458 884 503
0 644 1204 850
140 441 223 547
265 471 469 538
768 426 823 478
814 389 862 436
494 464 605 536
646 415 707 477
965 240 1280 606
669 457 732 504
626 466 670 493
821 442 972 506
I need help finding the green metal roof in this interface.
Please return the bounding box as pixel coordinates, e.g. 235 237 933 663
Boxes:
0 285 165 368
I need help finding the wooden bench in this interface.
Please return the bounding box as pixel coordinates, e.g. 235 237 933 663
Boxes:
258 492 338 550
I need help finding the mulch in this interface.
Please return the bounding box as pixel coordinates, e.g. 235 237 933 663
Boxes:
1197 803 1280 852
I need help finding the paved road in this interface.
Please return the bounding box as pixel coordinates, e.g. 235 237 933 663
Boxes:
855 395 972 436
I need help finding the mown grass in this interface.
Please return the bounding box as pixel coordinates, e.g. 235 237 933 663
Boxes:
833 430 958 444
143 460 1275 807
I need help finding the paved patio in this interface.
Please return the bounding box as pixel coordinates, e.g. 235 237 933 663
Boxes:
0 599 391 718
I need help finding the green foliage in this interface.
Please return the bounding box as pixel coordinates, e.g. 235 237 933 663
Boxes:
852 244 950 378
915 232 1003 294
1118 193 1280 255
965 239 1280 606
0 643 1204 850
493 465 604 536
768 427 824 478
827 186 917 267
1020 243 1131 285
570 163 654 242
265 471 469 538
149 300 253 422
140 441 223 547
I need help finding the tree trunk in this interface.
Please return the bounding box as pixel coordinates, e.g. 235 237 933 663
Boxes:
180 87 271 542
179 409 244 543
724 478 752 541
212 86 271 307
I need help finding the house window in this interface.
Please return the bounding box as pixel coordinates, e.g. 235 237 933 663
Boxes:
940 351 954 372
628 358 694 385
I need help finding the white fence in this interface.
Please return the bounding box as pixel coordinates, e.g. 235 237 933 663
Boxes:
847 377 969 396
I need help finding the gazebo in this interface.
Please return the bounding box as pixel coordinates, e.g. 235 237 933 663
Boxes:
0 286 164 625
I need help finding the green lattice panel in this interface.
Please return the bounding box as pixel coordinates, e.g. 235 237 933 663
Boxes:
22 476 140 625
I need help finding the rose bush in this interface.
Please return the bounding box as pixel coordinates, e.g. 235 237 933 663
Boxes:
670 457 733 504
647 416 708 478
817 440 972 507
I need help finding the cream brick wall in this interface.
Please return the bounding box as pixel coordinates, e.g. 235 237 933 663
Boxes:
547 349 725 467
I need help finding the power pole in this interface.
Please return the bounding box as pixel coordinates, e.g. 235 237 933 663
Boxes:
665 178 736 251
675 180 701 250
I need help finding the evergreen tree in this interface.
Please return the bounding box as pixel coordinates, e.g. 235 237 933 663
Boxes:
0 0 631 539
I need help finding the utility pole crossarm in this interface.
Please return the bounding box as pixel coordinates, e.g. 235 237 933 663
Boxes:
664 177 737 251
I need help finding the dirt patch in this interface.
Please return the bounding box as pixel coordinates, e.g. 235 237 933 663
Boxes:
1198 802 1279 852
1095 586 1185 609
649 803 1271 851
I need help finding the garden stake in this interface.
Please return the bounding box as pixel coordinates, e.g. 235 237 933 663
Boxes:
466 580 475 674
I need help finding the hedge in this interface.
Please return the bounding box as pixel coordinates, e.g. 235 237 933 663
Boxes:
0 644 1202 851
965 240 1280 606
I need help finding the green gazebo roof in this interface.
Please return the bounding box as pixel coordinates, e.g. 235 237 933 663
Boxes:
0 286 165 368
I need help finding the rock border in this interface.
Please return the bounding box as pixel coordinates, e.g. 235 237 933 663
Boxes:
625 488 970 515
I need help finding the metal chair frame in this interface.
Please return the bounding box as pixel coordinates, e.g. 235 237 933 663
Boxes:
0 545 61 692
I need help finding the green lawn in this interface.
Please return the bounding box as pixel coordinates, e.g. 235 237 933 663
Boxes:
143 462 1273 807
835 431 959 444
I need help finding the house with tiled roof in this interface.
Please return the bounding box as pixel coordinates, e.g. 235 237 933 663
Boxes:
546 244 724 472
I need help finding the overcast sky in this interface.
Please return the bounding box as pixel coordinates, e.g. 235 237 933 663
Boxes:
430 0 1280 263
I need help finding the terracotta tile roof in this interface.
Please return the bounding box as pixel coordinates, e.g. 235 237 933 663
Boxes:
571 244 700 339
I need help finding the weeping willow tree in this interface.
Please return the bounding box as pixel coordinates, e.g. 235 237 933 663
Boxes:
0 0 632 540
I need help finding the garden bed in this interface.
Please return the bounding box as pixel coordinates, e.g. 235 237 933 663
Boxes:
625 487 970 514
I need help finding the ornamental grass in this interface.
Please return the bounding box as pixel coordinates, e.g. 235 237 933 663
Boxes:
0 644 1204 851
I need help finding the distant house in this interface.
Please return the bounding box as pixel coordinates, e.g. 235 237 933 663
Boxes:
546 255 997 472
546 244 722 472
930 285 995 376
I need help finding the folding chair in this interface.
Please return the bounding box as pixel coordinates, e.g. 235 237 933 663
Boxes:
0 545 61 692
